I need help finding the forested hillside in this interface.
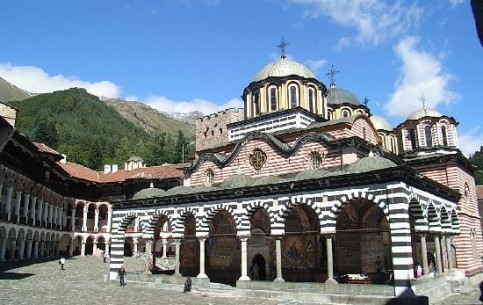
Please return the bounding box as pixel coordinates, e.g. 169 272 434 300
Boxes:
469 147 483 185
7 88 194 170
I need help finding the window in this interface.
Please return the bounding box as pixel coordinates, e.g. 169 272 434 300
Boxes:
205 169 215 186
390 137 396 153
308 87 317 113
327 110 333 120
363 127 366 140
342 109 350 118
252 91 260 116
249 148 267 170
289 84 299 108
309 151 323 169
425 125 433 147
409 128 418 150
441 126 448 146
268 86 278 112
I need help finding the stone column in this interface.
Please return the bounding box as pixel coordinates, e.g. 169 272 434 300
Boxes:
18 238 25 259
48 204 53 228
68 242 74 256
446 235 454 269
25 239 33 259
106 207 112 232
94 207 99 232
33 240 39 259
239 237 250 281
71 208 76 231
22 193 30 221
4 186 13 221
274 237 284 282
174 239 181 276
133 239 138 255
197 238 208 278
82 206 88 232
31 197 37 225
81 241 86 256
105 241 110 255
434 234 443 274
145 240 152 272
14 190 22 223
0 237 6 261
162 238 167 258
134 217 139 232
419 233 429 275
9 239 16 260
325 235 337 284
93 241 98 254
37 199 43 225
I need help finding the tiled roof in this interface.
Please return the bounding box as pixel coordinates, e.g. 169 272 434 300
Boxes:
56 161 184 183
33 142 61 155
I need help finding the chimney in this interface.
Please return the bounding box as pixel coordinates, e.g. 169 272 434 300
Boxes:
60 154 67 164
104 164 111 174
112 164 118 173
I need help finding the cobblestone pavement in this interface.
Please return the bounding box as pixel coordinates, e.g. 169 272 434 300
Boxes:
0 256 482 305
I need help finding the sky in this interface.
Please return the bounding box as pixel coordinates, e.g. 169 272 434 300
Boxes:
0 0 481 156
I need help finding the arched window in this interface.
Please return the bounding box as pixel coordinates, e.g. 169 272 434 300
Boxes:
390 137 396 153
289 84 299 108
252 91 260 117
309 151 323 169
425 125 433 147
308 87 317 113
268 86 278 112
327 109 333 120
409 128 418 150
342 109 350 118
205 169 215 186
362 127 367 140
441 126 448 146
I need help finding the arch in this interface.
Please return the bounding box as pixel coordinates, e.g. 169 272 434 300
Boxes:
427 202 441 232
240 201 273 235
341 108 351 118
201 204 239 235
424 125 433 147
307 85 317 113
252 90 261 117
326 192 389 232
288 82 300 109
144 210 171 237
409 198 427 232
267 84 278 112
116 211 139 232
173 207 198 236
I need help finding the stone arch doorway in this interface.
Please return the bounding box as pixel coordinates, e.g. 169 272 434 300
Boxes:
282 204 320 282
207 210 238 286
334 198 390 283
250 253 266 280
124 237 133 256
180 213 199 276
85 236 94 255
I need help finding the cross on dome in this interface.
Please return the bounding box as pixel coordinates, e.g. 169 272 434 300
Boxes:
277 38 289 59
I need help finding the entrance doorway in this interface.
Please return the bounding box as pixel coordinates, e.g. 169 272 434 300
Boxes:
250 254 266 280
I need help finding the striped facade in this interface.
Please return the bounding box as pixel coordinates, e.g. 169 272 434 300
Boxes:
109 181 459 297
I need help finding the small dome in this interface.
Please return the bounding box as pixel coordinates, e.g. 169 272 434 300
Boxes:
165 185 192 196
347 156 397 173
132 187 166 200
327 87 361 106
252 175 285 186
370 115 392 131
220 173 255 189
127 156 144 162
407 108 443 121
253 57 316 82
294 169 329 180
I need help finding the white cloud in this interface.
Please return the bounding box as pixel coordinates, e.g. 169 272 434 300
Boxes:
384 37 459 118
0 63 121 98
448 0 464 8
144 95 243 115
291 0 421 47
459 127 483 157
304 59 327 73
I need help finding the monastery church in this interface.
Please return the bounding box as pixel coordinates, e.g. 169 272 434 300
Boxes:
0 43 481 301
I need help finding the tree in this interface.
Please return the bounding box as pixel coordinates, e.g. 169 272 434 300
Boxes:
34 120 58 148
469 146 483 185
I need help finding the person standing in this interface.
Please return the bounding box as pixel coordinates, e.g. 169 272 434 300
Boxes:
184 276 192 293
118 265 127 287
59 256 66 270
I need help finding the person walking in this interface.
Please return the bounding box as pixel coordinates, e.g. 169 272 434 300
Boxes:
118 265 127 287
59 256 66 270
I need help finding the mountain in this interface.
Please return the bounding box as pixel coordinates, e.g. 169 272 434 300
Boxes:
0 78 194 137
6 88 194 170
0 77 34 102
102 97 194 136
